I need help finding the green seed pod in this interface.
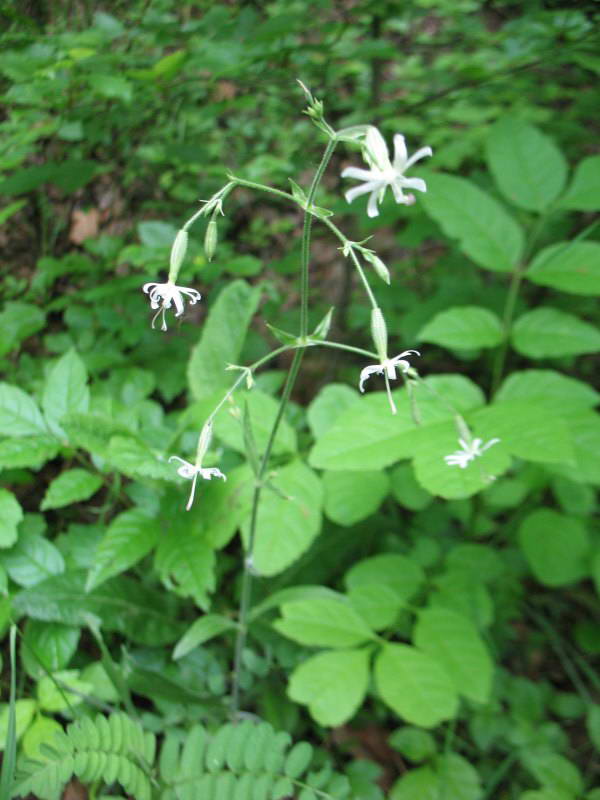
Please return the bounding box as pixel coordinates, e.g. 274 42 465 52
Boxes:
371 307 388 363
204 219 218 262
364 251 390 284
169 229 188 279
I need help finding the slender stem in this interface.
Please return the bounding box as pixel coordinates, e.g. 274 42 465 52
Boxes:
300 138 337 336
230 139 337 716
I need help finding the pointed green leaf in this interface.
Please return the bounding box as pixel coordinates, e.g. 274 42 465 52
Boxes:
41 469 103 511
0 490 23 548
519 509 590 587
512 307 600 358
274 595 374 648
0 384 47 437
526 241 600 296
213 389 296 457
414 608 493 703
496 370 599 415
288 649 370 726
0 436 59 470
42 349 89 437
375 643 458 728
86 509 160 591
419 306 504 349
486 117 567 211
173 615 236 660
560 154 600 211
2 531 64 587
420 173 524 272
154 520 215 610
323 470 389 526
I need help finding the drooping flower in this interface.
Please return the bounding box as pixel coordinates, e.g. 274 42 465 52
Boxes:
359 351 420 393
168 457 226 511
444 437 500 469
342 127 432 217
142 280 201 331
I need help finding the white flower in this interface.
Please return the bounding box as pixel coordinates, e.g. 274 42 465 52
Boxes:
168 456 226 511
142 280 201 331
444 437 500 469
359 350 420 393
342 127 432 217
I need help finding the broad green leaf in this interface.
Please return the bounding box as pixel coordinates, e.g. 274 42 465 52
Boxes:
40 469 103 511
2 531 64 587
435 754 483 800
560 154 600 210
13 571 183 646
345 554 425 630
86 508 160 591
419 306 504 349
412 421 511 500
188 280 261 399
414 608 493 703
496 370 599 415
444 544 504 583
309 375 484 471
154 521 215 610
420 173 524 272
389 727 436 763
512 307 600 358
390 765 439 800
21 621 79 680
89 74 132 102
0 489 23 548
323 470 389 526
202 463 254 549
486 117 567 211
552 412 600 485
429 570 494 629
472 402 574 465
173 614 237 660
241 460 323 576
274 595 374 648
526 241 600 296
42 349 89 437
375 643 458 728
522 751 583 796
519 509 589 587
0 384 47 437
21 717 63 760
307 384 360 438
37 669 92 712
0 700 36 749
0 302 45 358
213 389 296 456
250 585 342 621
0 436 59 470
107 436 176 482
62 412 133 458
390 463 432 511
288 649 370 726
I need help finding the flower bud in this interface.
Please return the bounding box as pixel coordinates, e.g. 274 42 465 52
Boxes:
364 251 390 284
204 219 217 262
196 420 213 464
371 307 388 363
169 229 188 279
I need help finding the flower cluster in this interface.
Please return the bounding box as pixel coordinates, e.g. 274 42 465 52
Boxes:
444 437 500 469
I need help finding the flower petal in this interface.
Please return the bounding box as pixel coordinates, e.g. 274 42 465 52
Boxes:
400 177 427 194
341 166 379 181
359 363 383 392
392 134 408 170
405 146 433 170
367 189 382 218
345 180 384 204
365 127 390 171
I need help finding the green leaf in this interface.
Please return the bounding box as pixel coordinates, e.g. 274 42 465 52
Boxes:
0 700 36 749
0 384 47 437
2 531 64 587
287 649 370 726
13 571 183 646
41 469 103 511
486 117 567 211
526 241 600 296
390 765 439 800
522 751 583 796
88 74 133 102
375 643 458 728
307 383 360 438
21 716 64 760
419 306 504 349
154 520 215 610
414 608 493 703
0 436 59 470
274 595 374 648
37 669 92 712
107 436 176 482
560 154 600 211
42 349 89 437
554 412 600 485
188 280 261 399
323 470 389 526
0 489 23 548
345 554 424 630
389 727 436 763
241 460 323 576
0 302 45 358
390 463 432 511
587 704 600 752
21 621 79 680
412 421 510 500
512 307 600 358
173 615 237 660
213 389 296 457
471 402 574 465
420 173 524 272
496 370 599 415
309 375 484 471
519 509 590 587
86 508 160 591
